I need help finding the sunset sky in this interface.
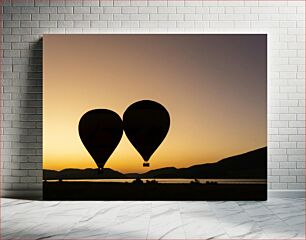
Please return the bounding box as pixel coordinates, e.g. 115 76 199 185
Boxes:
43 34 267 173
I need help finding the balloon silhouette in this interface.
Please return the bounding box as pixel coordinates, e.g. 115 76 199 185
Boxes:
78 109 123 173
123 100 170 167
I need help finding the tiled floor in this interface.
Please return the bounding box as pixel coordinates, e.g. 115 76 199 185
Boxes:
1 197 305 239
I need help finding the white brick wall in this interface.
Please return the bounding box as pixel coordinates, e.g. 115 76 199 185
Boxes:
1 0 305 198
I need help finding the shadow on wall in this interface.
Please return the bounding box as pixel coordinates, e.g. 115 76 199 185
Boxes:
3 38 43 200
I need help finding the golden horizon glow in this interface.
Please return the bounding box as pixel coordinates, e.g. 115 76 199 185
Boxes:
43 34 267 173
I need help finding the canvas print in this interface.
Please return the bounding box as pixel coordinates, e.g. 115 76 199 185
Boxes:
43 34 267 200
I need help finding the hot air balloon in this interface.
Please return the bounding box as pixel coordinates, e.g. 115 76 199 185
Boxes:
123 100 170 167
78 109 123 173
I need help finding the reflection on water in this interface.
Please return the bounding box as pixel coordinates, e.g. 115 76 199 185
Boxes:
46 178 267 184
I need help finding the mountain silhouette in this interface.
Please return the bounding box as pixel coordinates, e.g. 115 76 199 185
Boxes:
44 168 126 180
44 147 267 180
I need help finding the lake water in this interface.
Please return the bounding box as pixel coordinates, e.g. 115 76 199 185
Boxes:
47 178 266 184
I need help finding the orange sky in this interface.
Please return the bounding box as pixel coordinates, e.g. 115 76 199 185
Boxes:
43 34 267 173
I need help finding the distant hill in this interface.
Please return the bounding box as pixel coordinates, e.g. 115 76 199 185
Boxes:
139 147 267 179
44 168 127 180
43 147 267 180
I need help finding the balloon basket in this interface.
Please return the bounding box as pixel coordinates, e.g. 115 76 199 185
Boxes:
98 168 103 174
143 163 150 167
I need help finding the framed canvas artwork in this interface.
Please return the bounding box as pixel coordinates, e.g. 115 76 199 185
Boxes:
43 34 267 200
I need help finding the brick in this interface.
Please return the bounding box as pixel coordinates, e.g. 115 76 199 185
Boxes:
297 162 305 168
4 176 20 183
140 20 157 28
12 43 30 50
234 7 251 13
99 0 113 6
168 0 184 7
35 0 49 6
103 7 121 14
99 13 113 20
269 162 279 169
288 183 305 189
168 14 184 21
177 7 196 14
185 0 202 7
114 14 129 20
194 7 209 14
4 49 20 57
289 135 305 142
12 170 28 177
83 0 99 6
12 28 31 35
219 14 244 21
121 7 137 14
121 20 139 28
28 170 42 177
251 21 279 28
39 21 57 28
158 7 176 14
185 14 202 21
148 0 167 7
218 1 244 6
12 0 34 7
57 20 73 28
269 176 279 183
289 121 305 128
3 6 22 13
280 142 296 149
20 177 37 183
83 13 99 20
279 114 296 121
271 121 288 128
297 176 305 182
65 0 82 6
90 6 104 13
130 0 147 6
12 14 31 20
289 169 305 176
57 6 73 14
272 169 289 176
74 21 90 28
90 21 107 28
21 7 39 14
287 148 305 155
150 14 167 21
50 14 65 20
130 14 149 21
65 14 83 20
49 0 65 6
210 21 234 28
280 162 296 169
39 6 57 13
4 21 20 28
50 26 65 32
139 7 157 13
288 155 304 161
251 7 279 14
279 128 297 135
280 176 296 183
74 7 90 13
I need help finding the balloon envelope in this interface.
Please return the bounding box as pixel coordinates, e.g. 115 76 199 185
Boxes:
78 109 123 170
123 100 170 163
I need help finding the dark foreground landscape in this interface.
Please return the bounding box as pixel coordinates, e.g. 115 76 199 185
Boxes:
44 148 267 200
43 182 267 200
44 147 267 180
